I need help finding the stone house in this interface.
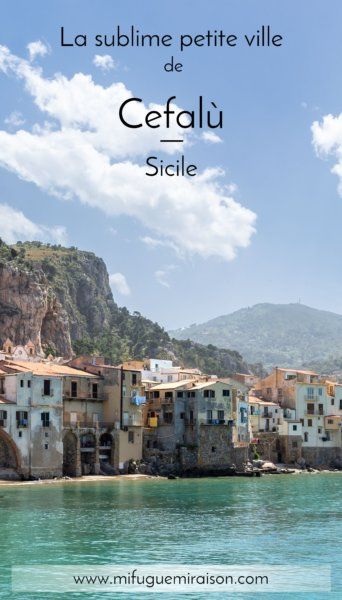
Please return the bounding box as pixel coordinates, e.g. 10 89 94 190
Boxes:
144 378 248 472
254 368 342 466
68 356 146 471
0 360 64 479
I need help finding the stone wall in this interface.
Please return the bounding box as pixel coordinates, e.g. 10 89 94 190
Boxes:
302 446 342 467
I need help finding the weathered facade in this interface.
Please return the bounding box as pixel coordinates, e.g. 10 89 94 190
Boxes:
254 368 342 466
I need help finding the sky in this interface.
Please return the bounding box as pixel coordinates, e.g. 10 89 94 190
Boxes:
1 0 342 330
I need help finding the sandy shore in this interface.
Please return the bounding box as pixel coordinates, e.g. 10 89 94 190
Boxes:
0 473 152 487
1 467 341 487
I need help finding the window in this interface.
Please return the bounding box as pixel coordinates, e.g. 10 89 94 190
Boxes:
71 381 77 398
318 404 324 415
340 399 342 410
304 432 308 442
163 412 173 424
20 380 24 388
0 410 7 427
41 412 50 427
217 410 225 422
177 391 184 398
307 403 314 415
211 446 217 453
318 388 323 396
266 387 272 396
153 391 160 399
277 388 283 398
18 431 22 438
70 412 77 426
128 431 134 444
132 373 137 385
308 419 313 427
27 380 31 388
331 398 335 406
300 419 304 426
292 441 298 448
0 380 4 394
45 432 49 438
307 387 314 399
328 419 334 425
43 380 51 396
318 427 322 434
222 389 230 397
165 391 173 400
44 443 49 450
189 410 194 424
180 412 185 419
207 409 213 423
187 391 195 398
92 383 98 399
293 425 297 431
16 411 28 428
204 389 215 398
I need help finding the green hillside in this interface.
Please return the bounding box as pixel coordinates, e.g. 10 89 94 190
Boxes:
0 240 250 376
169 303 342 368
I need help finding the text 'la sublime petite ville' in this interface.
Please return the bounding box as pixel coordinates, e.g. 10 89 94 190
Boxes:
119 96 222 177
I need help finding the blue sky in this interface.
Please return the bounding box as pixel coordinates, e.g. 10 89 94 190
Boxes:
1 0 342 330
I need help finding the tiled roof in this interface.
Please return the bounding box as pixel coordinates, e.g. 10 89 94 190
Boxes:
150 379 194 391
1 360 98 378
0 395 15 404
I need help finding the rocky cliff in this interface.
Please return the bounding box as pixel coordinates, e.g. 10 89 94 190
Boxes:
0 240 251 376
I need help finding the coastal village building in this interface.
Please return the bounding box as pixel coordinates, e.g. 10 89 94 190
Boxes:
141 358 201 384
249 396 302 464
0 360 65 479
254 368 342 465
144 378 249 472
69 356 146 472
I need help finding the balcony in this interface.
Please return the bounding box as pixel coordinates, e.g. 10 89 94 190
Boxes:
203 419 227 425
63 419 114 429
64 395 105 401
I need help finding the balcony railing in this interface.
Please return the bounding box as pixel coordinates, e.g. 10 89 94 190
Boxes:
203 419 227 425
64 394 105 401
63 419 115 429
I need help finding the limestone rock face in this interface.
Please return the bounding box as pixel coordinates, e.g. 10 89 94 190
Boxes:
0 262 72 357
0 242 115 358
0 240 250 375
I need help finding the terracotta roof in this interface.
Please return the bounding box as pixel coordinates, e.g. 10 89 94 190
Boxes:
0 395 15 404
150 379 194 391
2 360 98 378
249 397 279 407
276 368 318 375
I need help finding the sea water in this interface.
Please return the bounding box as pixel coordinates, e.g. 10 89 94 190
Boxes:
0 474 341 599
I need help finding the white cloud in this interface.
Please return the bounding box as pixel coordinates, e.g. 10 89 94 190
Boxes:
201 131 223 144
109 272 131 295
93 54 117 71
27 40 49 61
0 45 257 262
312 113 342 195
155 264 176 288
155 270 170 288
109 227 117 236
0 203 67 245
4 111 25 128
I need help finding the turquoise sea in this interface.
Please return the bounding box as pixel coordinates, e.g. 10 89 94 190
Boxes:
0 473 341 599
